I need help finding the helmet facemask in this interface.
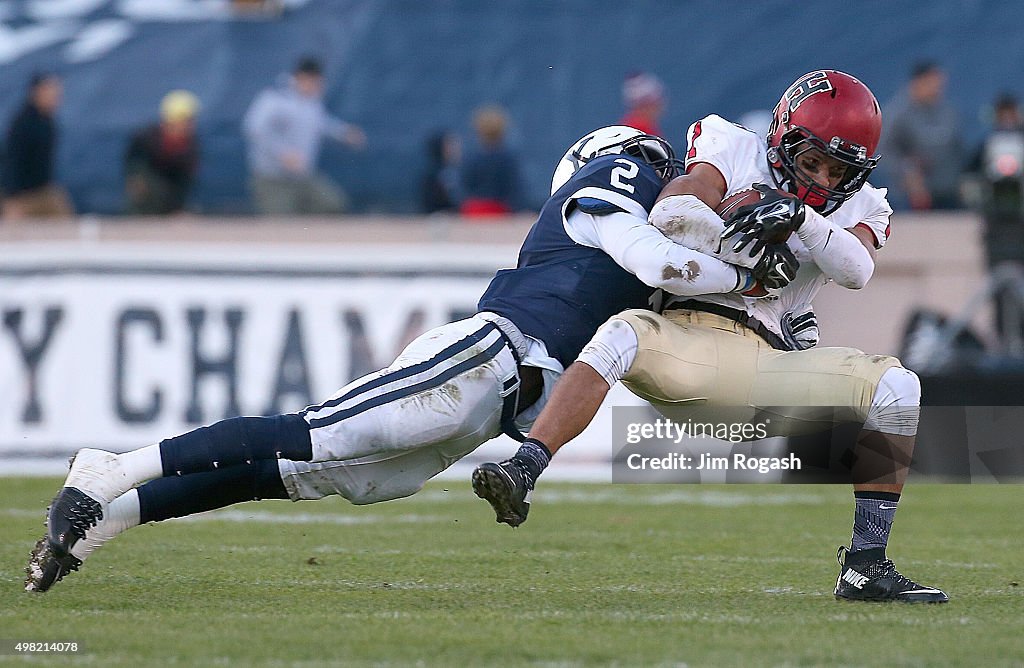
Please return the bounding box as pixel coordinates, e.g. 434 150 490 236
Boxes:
617 134 683 183
770 129 880 215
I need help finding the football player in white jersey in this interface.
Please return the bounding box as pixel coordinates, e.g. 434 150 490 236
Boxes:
474 71 949 603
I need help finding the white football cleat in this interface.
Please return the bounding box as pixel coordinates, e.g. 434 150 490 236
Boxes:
62 448 132 504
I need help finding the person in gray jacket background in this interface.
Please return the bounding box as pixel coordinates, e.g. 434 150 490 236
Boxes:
242 56 366 215
882 61 964 211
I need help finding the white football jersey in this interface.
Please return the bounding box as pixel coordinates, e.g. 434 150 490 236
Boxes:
667 113 893 339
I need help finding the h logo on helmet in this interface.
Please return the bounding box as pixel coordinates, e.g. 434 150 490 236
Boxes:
783 71 834 118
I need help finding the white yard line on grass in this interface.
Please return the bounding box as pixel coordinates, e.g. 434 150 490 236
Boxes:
173 510 448 526
1 488 838 525
0 507 448 526
417 487 836 506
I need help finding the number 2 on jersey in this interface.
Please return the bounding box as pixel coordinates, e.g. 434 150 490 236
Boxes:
610 159 638 193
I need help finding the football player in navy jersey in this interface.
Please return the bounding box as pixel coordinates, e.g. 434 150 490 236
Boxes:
27 126 794 593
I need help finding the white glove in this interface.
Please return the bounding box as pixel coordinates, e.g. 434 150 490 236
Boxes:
781 305 819 350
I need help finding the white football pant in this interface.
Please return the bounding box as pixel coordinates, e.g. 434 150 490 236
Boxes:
277 314 528 504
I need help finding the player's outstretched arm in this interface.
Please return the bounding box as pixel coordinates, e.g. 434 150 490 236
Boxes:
646 164 768 269
567 163 770 296
580 209 754 295
470 361 610 528
527 362 610 459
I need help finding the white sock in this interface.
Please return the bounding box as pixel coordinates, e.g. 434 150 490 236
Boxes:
117 444 164 486
109 488 142 530
70 489 142 561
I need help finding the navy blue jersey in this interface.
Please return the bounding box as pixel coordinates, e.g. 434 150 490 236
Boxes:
477 154 663 368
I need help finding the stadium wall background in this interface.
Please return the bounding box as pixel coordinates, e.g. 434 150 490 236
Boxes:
0 213 996 468
0 0 1020 214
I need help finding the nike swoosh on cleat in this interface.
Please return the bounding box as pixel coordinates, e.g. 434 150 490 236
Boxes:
495 467 516 488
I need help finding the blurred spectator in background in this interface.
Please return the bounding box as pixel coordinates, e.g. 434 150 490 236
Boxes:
1 72 74 220
421 129 462 213
460 105 524 217
619 71 666 136
966 93 1024 348
230 0 284 17
883 61 964 210
124 90 201 216
243 56 366 215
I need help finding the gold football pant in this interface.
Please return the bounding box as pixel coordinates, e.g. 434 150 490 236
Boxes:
611 308 901 435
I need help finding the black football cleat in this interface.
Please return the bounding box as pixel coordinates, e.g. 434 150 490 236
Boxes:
472 460 533 528
833 546 949 603
25 536 82 593
25 487 102 593
46 487 104 558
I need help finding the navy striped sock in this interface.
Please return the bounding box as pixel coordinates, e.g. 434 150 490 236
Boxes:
851 491 900 554
513 438 552 484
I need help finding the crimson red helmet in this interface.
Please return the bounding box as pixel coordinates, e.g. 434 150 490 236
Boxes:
767 70 882 215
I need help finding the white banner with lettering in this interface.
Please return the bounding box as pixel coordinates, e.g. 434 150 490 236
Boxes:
0 242 635 476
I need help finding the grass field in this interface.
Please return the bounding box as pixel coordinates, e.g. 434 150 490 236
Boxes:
2 478 1022 667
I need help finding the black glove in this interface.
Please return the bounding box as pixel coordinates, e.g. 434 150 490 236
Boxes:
721 185 806 257
750 242 799 290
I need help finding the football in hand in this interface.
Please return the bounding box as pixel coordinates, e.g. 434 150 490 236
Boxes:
715 185 796 243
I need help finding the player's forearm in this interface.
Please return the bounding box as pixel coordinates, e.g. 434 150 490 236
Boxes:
796 209 875 289
648 194 763 270
621 234 748 295
527 362 609 457
577 209 745 295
